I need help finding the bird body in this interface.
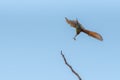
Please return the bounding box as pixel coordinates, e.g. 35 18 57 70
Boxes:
65 17 103 41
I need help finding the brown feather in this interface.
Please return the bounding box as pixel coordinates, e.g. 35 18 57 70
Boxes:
82 29 103 41
65 17 77 28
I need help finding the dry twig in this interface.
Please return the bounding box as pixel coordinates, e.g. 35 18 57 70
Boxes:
61 51 82 80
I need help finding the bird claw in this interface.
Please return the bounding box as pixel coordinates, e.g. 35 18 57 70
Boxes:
73 34 77 40
73 37 76 40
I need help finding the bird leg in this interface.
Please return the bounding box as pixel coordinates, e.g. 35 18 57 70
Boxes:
73 34 78 40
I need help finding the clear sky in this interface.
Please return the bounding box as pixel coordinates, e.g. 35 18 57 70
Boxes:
0 0 120 80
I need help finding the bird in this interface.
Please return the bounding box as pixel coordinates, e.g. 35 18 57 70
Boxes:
65 17 103 41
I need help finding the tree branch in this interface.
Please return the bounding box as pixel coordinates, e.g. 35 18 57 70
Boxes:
61 51 82 80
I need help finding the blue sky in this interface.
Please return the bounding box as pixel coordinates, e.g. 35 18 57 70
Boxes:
0 0 120 80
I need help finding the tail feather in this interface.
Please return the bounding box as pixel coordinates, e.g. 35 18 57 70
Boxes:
82 29 103 41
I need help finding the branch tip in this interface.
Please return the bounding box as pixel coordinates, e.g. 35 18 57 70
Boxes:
61 51 82 80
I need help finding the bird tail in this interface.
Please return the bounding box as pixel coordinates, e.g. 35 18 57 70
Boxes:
82 29 103 41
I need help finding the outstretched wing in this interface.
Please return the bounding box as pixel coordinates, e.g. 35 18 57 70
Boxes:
65 17 77 28
82 29 103 41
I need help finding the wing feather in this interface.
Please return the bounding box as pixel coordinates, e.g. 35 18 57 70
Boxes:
65 17 77 28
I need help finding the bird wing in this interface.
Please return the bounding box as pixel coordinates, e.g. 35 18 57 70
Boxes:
65 17 77 28
82 29 103 41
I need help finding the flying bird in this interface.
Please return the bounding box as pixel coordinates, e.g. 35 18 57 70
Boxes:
65 17 103 41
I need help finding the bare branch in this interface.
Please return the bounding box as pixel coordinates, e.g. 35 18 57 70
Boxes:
61 51 82 80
